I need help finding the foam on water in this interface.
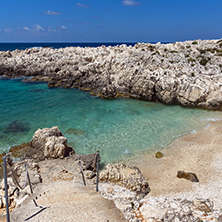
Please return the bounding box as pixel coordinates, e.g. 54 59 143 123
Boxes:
0 79 221 164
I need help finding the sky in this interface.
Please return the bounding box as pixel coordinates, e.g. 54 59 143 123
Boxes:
0 0 222 43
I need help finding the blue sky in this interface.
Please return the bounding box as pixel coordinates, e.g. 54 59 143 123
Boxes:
0 0 222 42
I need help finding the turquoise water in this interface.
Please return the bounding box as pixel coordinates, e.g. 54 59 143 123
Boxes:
0 78 220 164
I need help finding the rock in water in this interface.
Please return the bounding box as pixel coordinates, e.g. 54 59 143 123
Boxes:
99 163 150 197
177 170 199 182
155 151 163 158
30 126 74 159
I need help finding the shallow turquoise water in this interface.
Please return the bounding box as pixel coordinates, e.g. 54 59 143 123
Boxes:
0 78 220 164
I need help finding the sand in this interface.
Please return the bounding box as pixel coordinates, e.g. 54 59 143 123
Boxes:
125 119 222 210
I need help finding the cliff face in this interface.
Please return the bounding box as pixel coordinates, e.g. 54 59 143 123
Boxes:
1 39 222 110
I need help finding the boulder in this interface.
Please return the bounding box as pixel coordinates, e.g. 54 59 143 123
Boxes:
30 126 74 159
99 163 150 197
177 171 199 182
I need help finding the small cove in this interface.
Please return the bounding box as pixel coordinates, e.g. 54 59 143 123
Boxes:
0 78 221 165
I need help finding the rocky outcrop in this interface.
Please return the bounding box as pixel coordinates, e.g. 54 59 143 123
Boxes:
1 39 222 110
30 126 74 159
99 163 150 197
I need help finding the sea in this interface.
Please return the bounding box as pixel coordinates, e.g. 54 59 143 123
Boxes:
0 43 221 165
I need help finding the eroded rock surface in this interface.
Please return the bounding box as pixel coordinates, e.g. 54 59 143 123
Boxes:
99 163 150 197
1 39 222 109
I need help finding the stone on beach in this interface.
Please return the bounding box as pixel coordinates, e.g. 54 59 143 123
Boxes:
177 170 199 182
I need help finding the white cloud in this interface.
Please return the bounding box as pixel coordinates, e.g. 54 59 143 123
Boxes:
34 24 44 32
43 10 61 15
4 28 11 33
122 0 140 6
23 27 30 31
58 26 67 30
76 3 88 8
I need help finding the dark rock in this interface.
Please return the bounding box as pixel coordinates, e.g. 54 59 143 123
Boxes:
177 171 199 182
4 121 30 133
74 152 100 171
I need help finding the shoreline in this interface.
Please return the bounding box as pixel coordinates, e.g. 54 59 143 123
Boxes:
125 119 222 209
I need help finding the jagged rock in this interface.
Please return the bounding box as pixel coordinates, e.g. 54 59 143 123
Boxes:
99 163 150 197
30 126 74 159
177 171 199 182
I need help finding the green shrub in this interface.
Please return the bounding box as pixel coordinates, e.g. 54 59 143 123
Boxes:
170 50 178 53
148 45 155 52
192 41 198 45
188 57 196 63
200 50 206 54
199 57 209 66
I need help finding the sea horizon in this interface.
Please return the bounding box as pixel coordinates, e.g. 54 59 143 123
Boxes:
0 42 172 52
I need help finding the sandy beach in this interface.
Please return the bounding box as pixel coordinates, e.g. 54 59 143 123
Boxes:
126 118 222 210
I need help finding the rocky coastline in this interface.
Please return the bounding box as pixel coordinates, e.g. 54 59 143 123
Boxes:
1 39 222 221
1 39 222 110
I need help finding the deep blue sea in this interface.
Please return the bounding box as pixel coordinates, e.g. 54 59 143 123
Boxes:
0 43 221 164
0 42 137 51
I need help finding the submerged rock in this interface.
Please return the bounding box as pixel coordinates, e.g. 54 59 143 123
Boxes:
4 121 30 133
99 163 150 197
65 128 86 135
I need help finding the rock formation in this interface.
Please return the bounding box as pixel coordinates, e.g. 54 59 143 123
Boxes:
1 39 222 110
29 126 74 159
99 163 150 197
